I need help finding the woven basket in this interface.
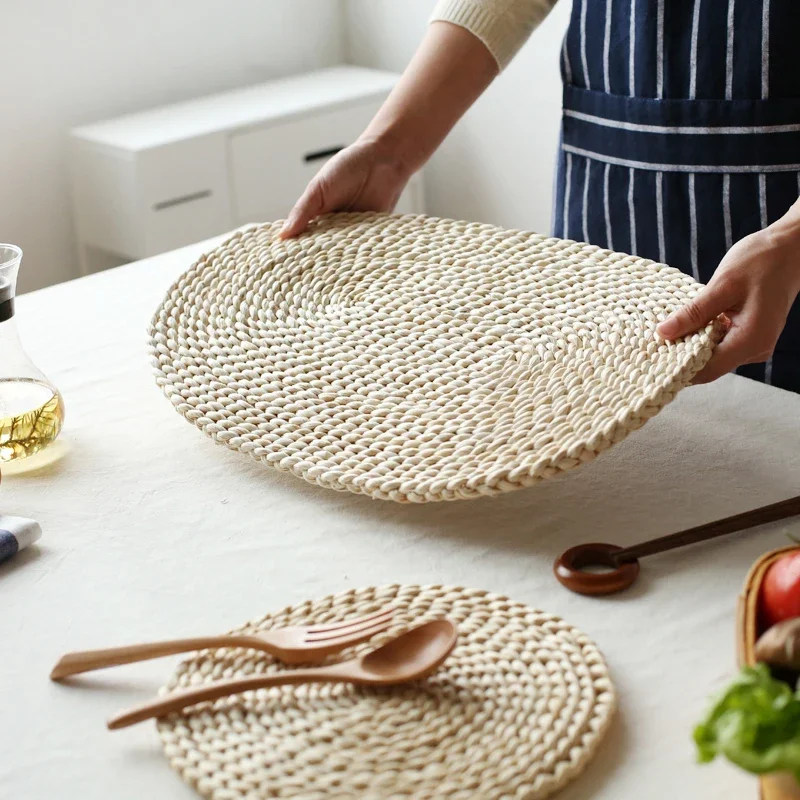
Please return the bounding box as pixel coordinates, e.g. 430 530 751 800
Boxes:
150 213 723 502
737 546 800 800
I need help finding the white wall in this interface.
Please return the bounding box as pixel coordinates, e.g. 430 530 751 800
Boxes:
344 0 571 234
2 0 344 292
4 1 571 292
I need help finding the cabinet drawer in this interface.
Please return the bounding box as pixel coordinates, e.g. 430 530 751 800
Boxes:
229 103 379 224
138 135 232 255
143 191 232 257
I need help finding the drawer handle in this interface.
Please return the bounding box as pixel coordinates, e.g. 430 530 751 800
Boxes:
153 190 212 211
304 146 344 163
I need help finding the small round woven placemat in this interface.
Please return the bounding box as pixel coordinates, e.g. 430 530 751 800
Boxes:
157 585 615 800
150 213 722 502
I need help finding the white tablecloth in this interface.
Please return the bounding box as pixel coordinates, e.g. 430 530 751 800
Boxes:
2 231 800 800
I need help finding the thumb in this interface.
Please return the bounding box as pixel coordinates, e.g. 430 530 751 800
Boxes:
689 322 750 384
656 281 736 340
279 182 325 239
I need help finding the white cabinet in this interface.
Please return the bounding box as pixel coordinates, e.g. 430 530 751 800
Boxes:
68 66 425 274
229 103 377 225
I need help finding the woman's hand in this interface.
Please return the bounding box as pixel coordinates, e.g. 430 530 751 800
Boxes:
656 225 800 384
279 21 498 239
279 138 411 239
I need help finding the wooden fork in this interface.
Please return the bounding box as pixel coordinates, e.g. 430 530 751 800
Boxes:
50 607 395 680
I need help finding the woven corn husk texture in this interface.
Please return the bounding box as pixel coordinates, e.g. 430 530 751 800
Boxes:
158 585 616 800
149 213 721 502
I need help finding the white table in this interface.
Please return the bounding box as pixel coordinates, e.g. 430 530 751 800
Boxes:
3 231 800 799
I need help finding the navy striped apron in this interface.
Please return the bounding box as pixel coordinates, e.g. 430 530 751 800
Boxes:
552 0 800 393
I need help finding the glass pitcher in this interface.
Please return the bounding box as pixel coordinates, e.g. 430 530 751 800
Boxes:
0 244 64 461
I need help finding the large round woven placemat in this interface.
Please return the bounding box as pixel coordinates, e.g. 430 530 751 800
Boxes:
150 213 722 502
157 585 615 800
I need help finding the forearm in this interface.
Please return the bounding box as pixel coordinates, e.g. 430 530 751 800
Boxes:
764 196 800 289
360 21 499 177
769 196 800 245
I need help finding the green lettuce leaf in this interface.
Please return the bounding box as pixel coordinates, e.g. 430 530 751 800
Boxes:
694 664 800 783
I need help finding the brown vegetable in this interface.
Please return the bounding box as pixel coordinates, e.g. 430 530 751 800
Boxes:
754 618 800 670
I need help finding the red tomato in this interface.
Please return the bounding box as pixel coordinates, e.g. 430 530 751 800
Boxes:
761 551 800 628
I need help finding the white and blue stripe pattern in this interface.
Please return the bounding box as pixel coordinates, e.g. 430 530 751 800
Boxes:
553 0 800 392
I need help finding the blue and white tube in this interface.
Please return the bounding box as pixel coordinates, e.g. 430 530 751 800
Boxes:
0 515 41 564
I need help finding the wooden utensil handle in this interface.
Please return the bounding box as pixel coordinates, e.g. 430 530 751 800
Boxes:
49 636 268 680
618 494 800 562
107 665 351 730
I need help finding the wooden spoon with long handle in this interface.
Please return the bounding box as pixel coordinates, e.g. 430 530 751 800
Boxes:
554 494 800 596
107 619 457 730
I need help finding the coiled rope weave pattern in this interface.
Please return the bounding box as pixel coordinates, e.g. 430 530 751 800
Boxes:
149 213 721 502
157 585 616 800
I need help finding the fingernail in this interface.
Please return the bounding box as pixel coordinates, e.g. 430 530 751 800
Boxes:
657 319 678 338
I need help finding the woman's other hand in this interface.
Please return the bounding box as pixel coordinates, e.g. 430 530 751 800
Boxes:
656 216 800 384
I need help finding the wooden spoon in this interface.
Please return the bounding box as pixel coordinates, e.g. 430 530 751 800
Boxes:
107 619 457 730
554 494 800 596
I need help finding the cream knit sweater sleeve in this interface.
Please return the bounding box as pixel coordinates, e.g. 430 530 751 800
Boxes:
431 0 559 70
